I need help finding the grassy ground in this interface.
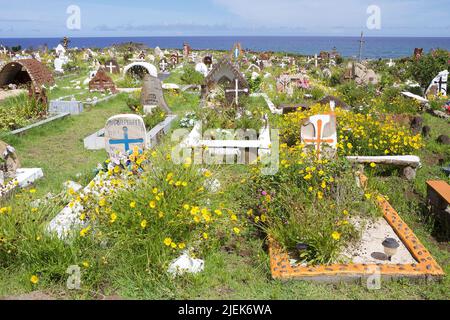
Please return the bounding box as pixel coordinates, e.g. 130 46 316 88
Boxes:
0 94 130 197
0 68 448 300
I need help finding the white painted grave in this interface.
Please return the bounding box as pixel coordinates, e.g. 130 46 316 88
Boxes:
301 112 337 159
105 115 147 159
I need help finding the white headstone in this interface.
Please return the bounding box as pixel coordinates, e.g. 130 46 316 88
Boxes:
154 47 164 59
195 62 208 77
54 58 64 73
301 113 337 159
105 115 148 159
426 70 448 97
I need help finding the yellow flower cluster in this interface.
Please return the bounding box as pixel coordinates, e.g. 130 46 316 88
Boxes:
281 104 423 157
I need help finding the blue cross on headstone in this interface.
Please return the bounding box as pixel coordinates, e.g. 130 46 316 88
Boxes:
109 127 144 152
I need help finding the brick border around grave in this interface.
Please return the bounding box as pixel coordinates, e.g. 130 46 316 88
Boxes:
269 174 445 282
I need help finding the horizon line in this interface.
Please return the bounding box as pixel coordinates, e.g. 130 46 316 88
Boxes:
2 35 450 39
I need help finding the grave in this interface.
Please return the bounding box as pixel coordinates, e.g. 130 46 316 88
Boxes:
344 62 379 85
414 48 423 60
301 112 338 159
123 62 158 79
426 181 450 240
159 58 169 72
49 100 83 115
425 70 448 98
105 114 148 159
89 69 117 93
203 58 249 107
104 59 120 74
203 56 213 68
195 62 208 77
0 141 43 197
183 43 192 58
140 74 172 114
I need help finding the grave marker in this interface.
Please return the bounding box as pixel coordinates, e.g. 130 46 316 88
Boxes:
301 112 337 159
105 115 147 158
140 74 172 113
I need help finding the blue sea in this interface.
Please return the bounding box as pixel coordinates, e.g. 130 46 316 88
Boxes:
1 36 450 59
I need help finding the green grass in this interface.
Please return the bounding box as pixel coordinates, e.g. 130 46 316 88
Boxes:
0 94 130 197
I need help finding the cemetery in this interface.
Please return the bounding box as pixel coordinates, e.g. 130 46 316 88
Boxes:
0 39 448 301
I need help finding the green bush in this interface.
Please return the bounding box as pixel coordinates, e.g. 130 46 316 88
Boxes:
406 49 449 88
181 65 204 85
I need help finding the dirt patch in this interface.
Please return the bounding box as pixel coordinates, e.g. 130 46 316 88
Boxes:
1 291 56 300
0 89 27 101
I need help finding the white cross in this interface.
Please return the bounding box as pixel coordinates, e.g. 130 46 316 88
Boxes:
8 51 14 59
225 79 248 106
160 59 168 71
106 62 116 73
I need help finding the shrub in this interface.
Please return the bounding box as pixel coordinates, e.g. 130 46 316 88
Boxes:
181 65 204 85
406 49 450 88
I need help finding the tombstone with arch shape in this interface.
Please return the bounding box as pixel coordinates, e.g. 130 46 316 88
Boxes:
301 111 338 159
105 114 148 160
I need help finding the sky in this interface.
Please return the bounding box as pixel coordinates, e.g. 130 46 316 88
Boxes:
0 0 449 38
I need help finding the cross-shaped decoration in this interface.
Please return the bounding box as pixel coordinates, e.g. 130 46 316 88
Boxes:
160 59 168 71
8 51 14 59
434 76 447 94
225 79 249 106
106 62 116 73
301 114 337 159
109 127 144 153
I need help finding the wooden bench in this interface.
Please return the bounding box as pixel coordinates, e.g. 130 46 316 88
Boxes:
426 181 450 240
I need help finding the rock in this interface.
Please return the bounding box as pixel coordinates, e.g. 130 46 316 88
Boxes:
410 116 423 135
422 126 431 138
63 181 83 193
167 252 204 277
0 141 20 179
437 135 450 145
403 166 417 181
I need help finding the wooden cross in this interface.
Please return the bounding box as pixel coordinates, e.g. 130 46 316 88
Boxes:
106 62 116 73
225 79 248 106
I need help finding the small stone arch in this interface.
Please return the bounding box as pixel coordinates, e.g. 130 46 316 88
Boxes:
123 62 158 79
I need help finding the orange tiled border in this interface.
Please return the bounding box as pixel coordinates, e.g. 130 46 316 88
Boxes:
269 174 445 282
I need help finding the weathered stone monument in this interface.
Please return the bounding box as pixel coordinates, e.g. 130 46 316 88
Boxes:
140 74 171 114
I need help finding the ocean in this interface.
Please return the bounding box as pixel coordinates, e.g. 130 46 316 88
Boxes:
1 36 450 59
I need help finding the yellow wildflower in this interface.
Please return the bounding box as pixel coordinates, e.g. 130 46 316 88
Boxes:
331 231 341 241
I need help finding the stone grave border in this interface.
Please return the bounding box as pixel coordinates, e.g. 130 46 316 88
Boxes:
269 173 445 283
10 113 71 136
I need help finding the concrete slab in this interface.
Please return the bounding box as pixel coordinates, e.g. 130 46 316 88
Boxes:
341 217 417 265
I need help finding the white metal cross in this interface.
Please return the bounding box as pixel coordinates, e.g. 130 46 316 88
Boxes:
106 62 116 73
225 79 249 106
160 59 168 71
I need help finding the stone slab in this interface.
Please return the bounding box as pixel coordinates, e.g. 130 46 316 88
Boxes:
16 168 44 188
49 100 84 115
